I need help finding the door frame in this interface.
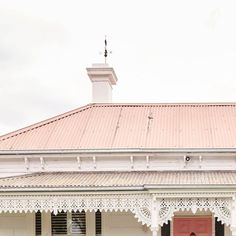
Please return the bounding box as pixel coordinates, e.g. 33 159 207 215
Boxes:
173 216 213 236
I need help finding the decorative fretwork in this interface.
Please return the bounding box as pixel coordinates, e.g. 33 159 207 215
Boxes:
133 206 152 226
0 194 152 226
0 194 232 228
158 198 232 226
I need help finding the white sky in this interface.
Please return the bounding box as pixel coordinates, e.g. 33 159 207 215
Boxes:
0 0 236 135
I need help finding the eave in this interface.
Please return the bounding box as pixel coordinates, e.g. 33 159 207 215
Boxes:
1 147 236 156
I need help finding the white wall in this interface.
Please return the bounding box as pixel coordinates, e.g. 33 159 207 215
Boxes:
102 211 151 236
225 225 231 236
0 213 35 236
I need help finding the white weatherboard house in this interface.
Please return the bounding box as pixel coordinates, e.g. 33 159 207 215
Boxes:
1 63 236 236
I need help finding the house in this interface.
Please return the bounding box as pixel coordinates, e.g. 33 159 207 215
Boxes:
0 63 236 236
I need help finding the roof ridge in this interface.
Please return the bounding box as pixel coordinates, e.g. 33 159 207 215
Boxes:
0 104 94 142
93 102 236 106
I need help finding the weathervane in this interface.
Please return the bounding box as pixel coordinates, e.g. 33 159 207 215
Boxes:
103 36 112 64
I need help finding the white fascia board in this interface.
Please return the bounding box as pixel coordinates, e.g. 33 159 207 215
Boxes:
0 186 145 193
145 185 236 196
0 190 146 196
145 184 236 190
1 148 236 155
1 185 236 194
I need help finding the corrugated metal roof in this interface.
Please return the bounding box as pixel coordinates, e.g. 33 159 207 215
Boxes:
0 171 236 189
1 103 236 150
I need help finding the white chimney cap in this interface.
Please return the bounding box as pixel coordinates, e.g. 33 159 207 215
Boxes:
86 64 118 103
87 63 118 85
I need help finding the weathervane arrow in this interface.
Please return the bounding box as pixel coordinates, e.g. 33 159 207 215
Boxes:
103 36 111 64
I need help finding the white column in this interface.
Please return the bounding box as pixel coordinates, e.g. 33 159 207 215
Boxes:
102 211 110 236
231 197 236 236
151 229 158 236
42 211 52 236
26 212 35 236
86 211 96 236
232 228 236 236
212 215 215 236
151 197 160 236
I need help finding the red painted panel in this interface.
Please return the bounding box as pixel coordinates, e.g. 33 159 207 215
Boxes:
174 217 212 236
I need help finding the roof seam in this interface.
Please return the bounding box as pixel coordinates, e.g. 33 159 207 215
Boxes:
111 107 123 148
145 106 154 147
76 105 94 148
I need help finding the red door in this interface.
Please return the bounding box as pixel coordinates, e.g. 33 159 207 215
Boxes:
174 217 212 236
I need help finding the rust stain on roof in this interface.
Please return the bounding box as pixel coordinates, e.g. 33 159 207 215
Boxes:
1 103 236 150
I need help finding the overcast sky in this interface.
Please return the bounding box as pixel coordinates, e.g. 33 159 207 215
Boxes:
1 0 236 135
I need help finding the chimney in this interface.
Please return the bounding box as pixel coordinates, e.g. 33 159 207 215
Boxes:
87 63 118 103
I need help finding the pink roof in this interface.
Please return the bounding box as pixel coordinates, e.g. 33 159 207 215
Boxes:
1 103 236 150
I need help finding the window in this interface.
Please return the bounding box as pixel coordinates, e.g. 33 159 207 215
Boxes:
51 211 86 236
71 211 86 235
35 211 42 236
161 220 170 236
215 218 224 236
51 212 67 235
36 210 92 236
96 210 102 235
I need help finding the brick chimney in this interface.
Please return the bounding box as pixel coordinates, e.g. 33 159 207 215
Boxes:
86 63 118 103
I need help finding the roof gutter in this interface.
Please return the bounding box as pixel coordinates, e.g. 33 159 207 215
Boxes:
0 186 145 193
144 184 236 190
1 148 236 155
1 184 236 193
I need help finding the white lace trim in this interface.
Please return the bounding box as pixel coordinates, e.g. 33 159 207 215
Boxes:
0 194 231 227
